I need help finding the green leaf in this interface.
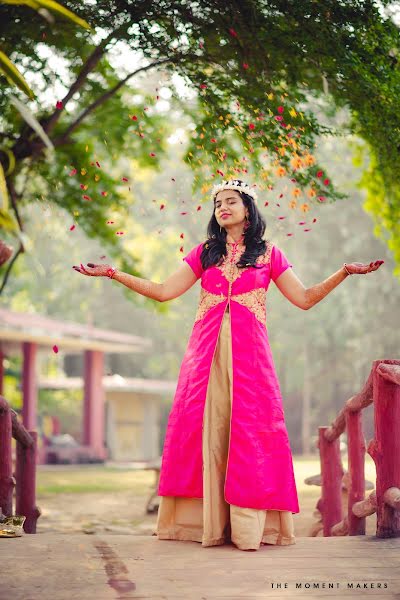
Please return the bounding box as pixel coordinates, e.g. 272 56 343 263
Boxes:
10 95 55 151
0 49 35 99
0 0 91 29
0 209 18 232
0 162 9 211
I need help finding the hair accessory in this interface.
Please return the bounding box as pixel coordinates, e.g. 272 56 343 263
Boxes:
106 267 117 279
210 179 258 205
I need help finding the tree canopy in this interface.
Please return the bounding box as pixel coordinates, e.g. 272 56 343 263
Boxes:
1 0 400 295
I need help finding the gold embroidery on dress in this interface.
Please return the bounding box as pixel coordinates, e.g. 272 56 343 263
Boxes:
194 242 272 323
194 287 226 323
230 288 267 324
255 242 273 266
215 244 247 285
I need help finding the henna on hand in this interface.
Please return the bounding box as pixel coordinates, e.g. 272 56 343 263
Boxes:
72 262 163 301
304 260 384 309
343 260 384 275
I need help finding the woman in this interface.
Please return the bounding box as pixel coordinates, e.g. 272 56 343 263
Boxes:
73 178 384 551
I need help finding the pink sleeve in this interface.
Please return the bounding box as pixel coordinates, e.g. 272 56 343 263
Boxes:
182 242 204 279
270 244 293 282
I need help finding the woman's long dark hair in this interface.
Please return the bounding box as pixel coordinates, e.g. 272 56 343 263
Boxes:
200 184 270 270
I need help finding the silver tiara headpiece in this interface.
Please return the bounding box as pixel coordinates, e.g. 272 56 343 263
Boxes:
210 179 258 205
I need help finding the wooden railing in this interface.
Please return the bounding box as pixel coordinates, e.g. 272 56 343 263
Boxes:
311 359 400 538
0 396 41 533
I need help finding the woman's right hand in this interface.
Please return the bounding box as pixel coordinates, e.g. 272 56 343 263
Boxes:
72 262 113 277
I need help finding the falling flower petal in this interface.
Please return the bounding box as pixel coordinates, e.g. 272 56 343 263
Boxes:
179 246 184 252
101 191 108 197
229 28 238 37
197 205 202 211
277 106 284 114
69 225 76 231
56 101 63 110
122 177 128 182
180 233 184 239
249 123 255 130
107 220 114 224
96 161 101 168
160 204 165 210
130 115 137 120
116 231 124 235
69 168 77 176
150 152 156 157
316 170 323 178
243 62 249 69
53 345 59 353
323 178 330 185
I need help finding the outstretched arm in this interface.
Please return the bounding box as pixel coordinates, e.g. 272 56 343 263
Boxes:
273 260 384 310
72 261 198 302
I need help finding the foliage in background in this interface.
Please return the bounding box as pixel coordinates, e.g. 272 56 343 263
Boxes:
1 0 400 299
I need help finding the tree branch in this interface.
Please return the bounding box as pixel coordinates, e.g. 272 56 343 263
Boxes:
41 25 129 136
0 174 29 295
53 56 183 144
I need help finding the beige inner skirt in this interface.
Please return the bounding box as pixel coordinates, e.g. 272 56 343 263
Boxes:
156 305 296 550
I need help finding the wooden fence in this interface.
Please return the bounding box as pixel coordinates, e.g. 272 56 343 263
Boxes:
313 359 400 538
0 395 40 533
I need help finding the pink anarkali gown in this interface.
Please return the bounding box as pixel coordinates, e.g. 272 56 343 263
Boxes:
156 239 299 550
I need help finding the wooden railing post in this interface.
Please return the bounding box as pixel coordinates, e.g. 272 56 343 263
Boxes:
346 409 366 535
368 360 400 538
16 430 41 534
318 426 343 536
0 397 16 516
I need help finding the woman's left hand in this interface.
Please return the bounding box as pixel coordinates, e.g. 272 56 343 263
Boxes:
344 260 384 275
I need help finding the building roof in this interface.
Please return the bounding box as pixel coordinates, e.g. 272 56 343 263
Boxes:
38 373 176 395
0 308 152 354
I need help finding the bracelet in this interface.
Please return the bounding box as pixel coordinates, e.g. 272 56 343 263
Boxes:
343 263 352 276
106 267 117 279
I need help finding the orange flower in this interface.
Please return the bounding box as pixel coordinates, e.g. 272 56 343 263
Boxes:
303 154 316 166
290 155 303 169
292 187 301 197
307 188 317 198
300 203 310 212
276 166 286 177
289 200 297 209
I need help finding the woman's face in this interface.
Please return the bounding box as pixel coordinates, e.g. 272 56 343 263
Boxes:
214 190 248 228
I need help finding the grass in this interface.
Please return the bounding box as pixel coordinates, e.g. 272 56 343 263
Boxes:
36 466 156 496
36 455 377 497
